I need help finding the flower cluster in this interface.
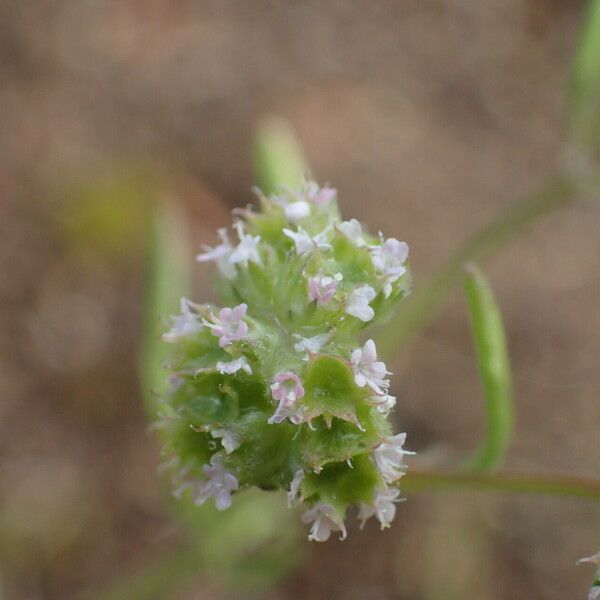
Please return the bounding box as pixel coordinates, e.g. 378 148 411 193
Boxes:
157 179 413 541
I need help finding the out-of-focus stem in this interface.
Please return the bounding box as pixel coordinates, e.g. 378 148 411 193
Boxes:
404 469 600 501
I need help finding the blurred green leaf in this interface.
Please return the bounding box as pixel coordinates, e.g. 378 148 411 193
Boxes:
463 265 513 471
569 0 600 151
139 202 192 411
253 118 307 194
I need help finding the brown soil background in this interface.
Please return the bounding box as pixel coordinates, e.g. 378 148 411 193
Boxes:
1 1 599 599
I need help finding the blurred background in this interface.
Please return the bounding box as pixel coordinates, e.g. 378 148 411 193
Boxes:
1 1 600 599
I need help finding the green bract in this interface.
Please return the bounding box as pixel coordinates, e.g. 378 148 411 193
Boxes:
157 180 413 541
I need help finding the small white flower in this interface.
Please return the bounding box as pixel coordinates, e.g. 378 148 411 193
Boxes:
293 333 329 359
229 221 262 267
204 303 248 348
351 339 390 394
287 469 305 508
308 272 343 305
162 297 203 342
589 587 600 600
269 371 305 424
283 226 332 256
284 200 311 223
195 455 239 510
216 356 253 375
370 238 409 298
373 433 414 484
211 428 240 454
338 219 366 247
301 502 347 542
345 285 377 322
196 228 236 279
374 393 396 416
358 487 402 529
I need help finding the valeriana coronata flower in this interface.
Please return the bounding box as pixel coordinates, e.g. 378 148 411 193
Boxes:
216 356 252 375
196 228 236 279
195 455 239 510
229 221 262 267
163 297 203 342
338 219 366 247
293 333 329 359
351 339 390 395
579 553 600 600
370 237 409 298
302 502 347 542
269 371 305 424
204 303 248 347
373 433 415 484
283 226 332 256
305 181 337 205
346 285 377 322
358 487 402 529
158 177 412 541
211 428 240 454
308 273 343 305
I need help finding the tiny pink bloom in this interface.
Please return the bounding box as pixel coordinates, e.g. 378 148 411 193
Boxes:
205 303 248 347
306 183 337 205
196 228 236 279
308 272 343 305
373 433 415 484
351 339 390 394
162 297 203 342
370 238 409 298
269 371 305 424
301 502 347 542
358 487 402 529
195 455 239 511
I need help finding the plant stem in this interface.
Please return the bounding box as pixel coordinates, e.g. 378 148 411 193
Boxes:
463 265 514 471
376 171 600 357
403 469 600 501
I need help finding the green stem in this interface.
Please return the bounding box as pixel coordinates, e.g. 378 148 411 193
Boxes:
463 266 514 471
404 469 600 501
376 171 600 357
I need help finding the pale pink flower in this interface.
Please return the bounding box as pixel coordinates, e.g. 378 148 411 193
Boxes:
195 455 238 510
293 333 329 359
373 433 415 484
269 371 305 424
308 272 343 305
305 181 337 205
358 487 402 529
283 226 332 256
211 428 240 454
301 502 347 542
216 356 253 375
205 303 248 347
338 219 366 247
196 228 236 279
351 339 390 394
370 238 409 298
162 297 203 342
345 285 376 322
229 221 262 267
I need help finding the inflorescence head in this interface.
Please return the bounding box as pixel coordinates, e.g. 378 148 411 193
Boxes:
157 178 413 541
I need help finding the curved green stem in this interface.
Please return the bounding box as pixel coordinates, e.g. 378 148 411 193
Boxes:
404 469 600 501
376 171 600 357
463 266 514 471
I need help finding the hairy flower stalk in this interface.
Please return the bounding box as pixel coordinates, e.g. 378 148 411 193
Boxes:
157 179 412 541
